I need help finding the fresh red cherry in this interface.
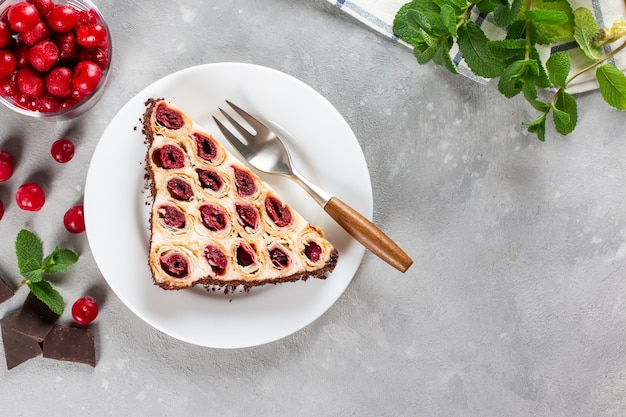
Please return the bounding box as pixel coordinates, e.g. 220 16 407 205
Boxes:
77 46 108 70
13 43 31 68
78 9 98 25
0 150 15 182
50 138 74 162
71 60 101 96
16 65 44 97
0 74 19 99
35 92 60 112
76 23 106 48
15 183 45 211
47 4 79 33
53 31 78 62
29 39 59 72
0 199 4 220
63 204 84 233
0 50 17 80
71 296 98 325
46 66 72 97
28 0 54 17
19 20 51 46
0 21 11 48
7 2 39 33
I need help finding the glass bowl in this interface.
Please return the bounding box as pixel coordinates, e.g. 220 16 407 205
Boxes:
0 0 111 120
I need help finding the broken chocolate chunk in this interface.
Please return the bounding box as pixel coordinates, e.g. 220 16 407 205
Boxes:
0 276 14 304
43 325 96 367
1 310 42 369
12 292 60 342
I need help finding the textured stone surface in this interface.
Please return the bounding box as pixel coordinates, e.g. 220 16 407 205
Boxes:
0 0 625 416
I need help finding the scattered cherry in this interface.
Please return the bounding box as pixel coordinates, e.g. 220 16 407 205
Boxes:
15 182 45 211
63 204 84 233
0 150 15 182
71 296 98 325
0 199 4 220
50 138 74 162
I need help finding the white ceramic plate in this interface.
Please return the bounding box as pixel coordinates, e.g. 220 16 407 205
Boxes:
84 63 372 348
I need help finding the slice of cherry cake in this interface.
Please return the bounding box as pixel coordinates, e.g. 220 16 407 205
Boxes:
142 98 339 292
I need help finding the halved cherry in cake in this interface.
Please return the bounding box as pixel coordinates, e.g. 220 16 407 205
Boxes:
269 246 291 270
199 204 228 232
158 204 185 229
265 195 292 227
159 252 189 278
235 242 256 268
204 244 228 276
193 132 219 162
166 177 192 201
305 241 322 263
235 203 258 232
155 103 184 129
154 144 185 169
196 168 223 192
232 166 257 197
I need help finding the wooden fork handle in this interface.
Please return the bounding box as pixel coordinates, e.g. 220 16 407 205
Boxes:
324 197 413 273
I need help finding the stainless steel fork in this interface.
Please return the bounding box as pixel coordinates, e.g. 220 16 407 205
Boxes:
213 101 412 272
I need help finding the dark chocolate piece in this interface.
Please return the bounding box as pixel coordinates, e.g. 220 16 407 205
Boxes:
11 292 60 342
0 276 14 304
1 310 42 369
43 325 96 367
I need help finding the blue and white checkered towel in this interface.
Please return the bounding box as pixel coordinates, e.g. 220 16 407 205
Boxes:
328 0 626 93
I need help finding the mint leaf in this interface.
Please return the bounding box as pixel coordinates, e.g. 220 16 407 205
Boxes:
493 0 523 27
552 90 577 135
434 0 465 11
524 114 547 141
406 8 433 32
27 281 64 315
523 81 550 111
525 10 568 25
15 229 44 281
498 59 537 98
573 8 601 60
42 247 79 273
414 43 438 64
488 39 527 61
458 22 505 78
528 0 574 45
546 51 570 88
394 1 421 42
597 64 626 110
530 46 551 88
14 229 79 316
432 35 458 73
476 0 497 13
440 4 457 37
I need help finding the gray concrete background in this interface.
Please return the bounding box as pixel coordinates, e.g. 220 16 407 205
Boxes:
0 0 625 415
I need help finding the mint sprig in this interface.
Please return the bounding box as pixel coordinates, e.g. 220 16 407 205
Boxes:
394 0 626 140
15 229 78 315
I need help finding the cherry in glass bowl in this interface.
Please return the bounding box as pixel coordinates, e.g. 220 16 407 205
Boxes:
0 0 111 120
